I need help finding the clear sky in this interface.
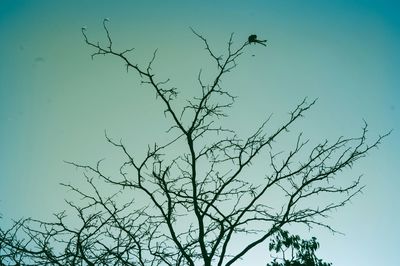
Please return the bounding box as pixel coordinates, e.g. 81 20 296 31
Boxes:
0 0 399 265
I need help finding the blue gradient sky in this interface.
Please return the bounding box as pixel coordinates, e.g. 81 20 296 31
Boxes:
1 1 399 265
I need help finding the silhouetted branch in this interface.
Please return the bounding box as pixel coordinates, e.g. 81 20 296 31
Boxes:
0 20 389 266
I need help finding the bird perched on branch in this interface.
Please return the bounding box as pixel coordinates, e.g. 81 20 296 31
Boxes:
248 34 267 46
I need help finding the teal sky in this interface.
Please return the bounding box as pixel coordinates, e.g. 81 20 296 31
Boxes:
0 0 399 265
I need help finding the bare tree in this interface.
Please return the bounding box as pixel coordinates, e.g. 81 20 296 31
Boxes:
0 20 388 266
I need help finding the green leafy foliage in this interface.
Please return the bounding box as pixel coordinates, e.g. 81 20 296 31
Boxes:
267 230 332 266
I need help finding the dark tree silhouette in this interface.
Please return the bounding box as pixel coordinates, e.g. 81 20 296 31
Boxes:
0 19 388 265
266 230 331 266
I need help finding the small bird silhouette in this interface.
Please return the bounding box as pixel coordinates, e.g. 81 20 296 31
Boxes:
248 34 267 46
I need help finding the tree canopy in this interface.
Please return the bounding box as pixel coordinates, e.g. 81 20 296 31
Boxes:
0 19 388 265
